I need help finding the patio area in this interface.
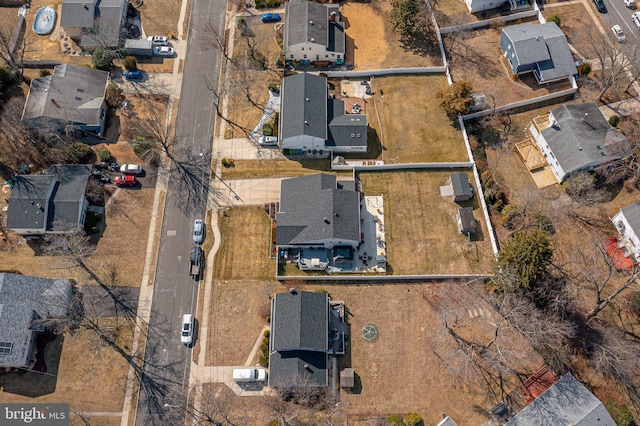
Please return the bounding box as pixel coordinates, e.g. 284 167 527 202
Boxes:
515 139 558 188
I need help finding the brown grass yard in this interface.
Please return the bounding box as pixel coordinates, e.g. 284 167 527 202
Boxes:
220 158 337 179
366 75 468 163
225 20 282 137
359 170 495 274
541 3 599 60
214 206 275 280
137 0 183 39
0 318 132 413
342 1 442 69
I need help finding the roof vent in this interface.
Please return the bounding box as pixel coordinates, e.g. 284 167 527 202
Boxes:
304 120 309 125
309 20 314 25
351 133 355 138
311 38 315 42
83 3 88 9
305 98 310 102
30 201 34 205
289 287 297 294
304 364 310 370
324 217 330 224
335 213 339 217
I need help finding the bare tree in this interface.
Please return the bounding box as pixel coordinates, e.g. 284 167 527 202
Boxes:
0 22 37 80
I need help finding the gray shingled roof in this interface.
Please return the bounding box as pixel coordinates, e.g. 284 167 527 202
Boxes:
6 175 54 233
620 202 640 236
502 22 577 82
541 102 629 176
61 0 97 28
505 373 615 426
268 290 329 388
268 350 328 388
280 73 327 140
271 291 328 351
6 165 91 233
23 64 108 128
285 0 344 53
451 172 473 198
47 165 92 232
276 174 361 245
0 273 72 368
327 98 367 148
81 0 125 48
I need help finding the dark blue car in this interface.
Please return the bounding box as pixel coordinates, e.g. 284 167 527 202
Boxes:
124 70 143 81
261 13 281 23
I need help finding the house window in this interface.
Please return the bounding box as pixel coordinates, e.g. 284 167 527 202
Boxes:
290 55 294 58
337 55 341 59
75 96 82 101
507 44 511 50
77 88 84 93
303 55 307 59
325 55 328 58
0 341 13 355
331 54 335 57
601 152 606 157
302 47 305 50
596 145 602 150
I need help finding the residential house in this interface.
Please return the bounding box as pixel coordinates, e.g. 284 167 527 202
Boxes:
529 102 630 183
279 72 367 155
611 201 640 262
6 164 93 238
268 289 347 388
457 207 476 235
61 0 127 48
505 373 615 425
284 0 345 65
23 64 110 137
500 22 577 84
451 172 474 202
0 273 72 369
276 174 361 251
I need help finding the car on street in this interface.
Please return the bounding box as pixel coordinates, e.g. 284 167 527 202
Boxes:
593 0 607 12
120 164 143 175
258 135 278 146
114 175 137 187
124 70 143 81
190 246 205 280
148 35 168 45
260 13 281 23
624 0 636 8
633 12 640 28
193 219 205 244
612 25 626 42
154 46 175 56
180 314 194 345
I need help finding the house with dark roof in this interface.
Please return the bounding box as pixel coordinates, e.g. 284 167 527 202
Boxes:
611 202 640 262
23 64 109 137
450 172 474 202
284 0 345 65
0 273 72 369
505 373 615 426
279 73 367 155
276 174 361 251
529 102 630 183
500 22 577 84
61 0 127 48
6 165 92 238
268 290 347 388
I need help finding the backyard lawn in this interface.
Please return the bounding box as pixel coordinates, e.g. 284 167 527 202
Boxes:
359 170 495 274
366 75 468 163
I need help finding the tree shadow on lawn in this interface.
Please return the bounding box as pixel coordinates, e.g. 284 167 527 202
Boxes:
1 334 64 397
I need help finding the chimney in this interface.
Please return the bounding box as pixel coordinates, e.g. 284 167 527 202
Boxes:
289 288 297 294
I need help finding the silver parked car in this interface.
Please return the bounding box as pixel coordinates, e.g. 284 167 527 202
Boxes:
193 219 205 244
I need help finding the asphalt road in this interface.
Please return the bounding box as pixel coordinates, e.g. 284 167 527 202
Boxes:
133 0 225 424
598 0 640 43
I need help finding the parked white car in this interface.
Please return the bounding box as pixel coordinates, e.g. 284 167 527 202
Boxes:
148 35 168 45
258 136 278 146
624 0 636 8
232 368 267 382
611 25 626 42
181 314 194 345
633 12 640 29
119 164 143 175
154 46 175 56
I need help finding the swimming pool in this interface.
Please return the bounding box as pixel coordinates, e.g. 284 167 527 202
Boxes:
33 7 56 36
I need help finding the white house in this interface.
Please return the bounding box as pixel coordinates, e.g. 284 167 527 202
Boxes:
529 102 630 183
279 73 367 155
612 202 640 262
284 0 345 65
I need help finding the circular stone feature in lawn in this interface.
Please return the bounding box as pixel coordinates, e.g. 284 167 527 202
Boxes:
361 324 379 343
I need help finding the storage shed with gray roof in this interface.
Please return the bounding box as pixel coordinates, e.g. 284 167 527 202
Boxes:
276 174 361 248
284 0 345 65
23 64 109 137
6 164 92 237
0 273 72 369
269 290 329 388
500 22 577 84
450 172 474 202
279 73 367 154
533 102 629 182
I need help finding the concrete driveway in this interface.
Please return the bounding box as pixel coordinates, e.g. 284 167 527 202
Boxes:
220 177 284 206
216 137 284 160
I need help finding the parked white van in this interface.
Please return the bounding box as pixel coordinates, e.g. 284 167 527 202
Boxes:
232 368 267 382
